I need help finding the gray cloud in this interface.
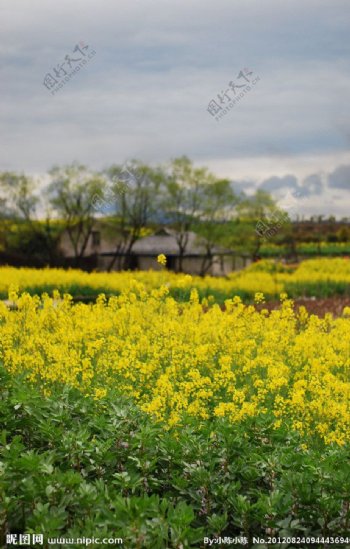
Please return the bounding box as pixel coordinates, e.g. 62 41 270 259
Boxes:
231 180 255 196
1 0 350 218
259 175 298 193
298 173 324 197
328 165 350 190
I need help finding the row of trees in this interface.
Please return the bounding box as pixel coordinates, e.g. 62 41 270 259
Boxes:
0 157 328 272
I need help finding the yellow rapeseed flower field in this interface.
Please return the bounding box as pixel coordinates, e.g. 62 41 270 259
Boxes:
1 279 350 445
0 264 282 299
1 257 350 301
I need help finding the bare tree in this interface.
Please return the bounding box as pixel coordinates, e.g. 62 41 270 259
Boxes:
161 156 210 272
104 161 163 270
48 163 104 266
194 178 238 275
236 190 279 260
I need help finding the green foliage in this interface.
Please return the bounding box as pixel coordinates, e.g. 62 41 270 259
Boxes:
261 242 350 258
1 365 349 547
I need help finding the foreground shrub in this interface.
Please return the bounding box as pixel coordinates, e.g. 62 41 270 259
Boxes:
1 368 350 547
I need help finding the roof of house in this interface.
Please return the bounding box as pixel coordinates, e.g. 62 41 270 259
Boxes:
130 228 234 256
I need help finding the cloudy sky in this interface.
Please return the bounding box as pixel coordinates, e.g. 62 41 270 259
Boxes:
1 0 350 217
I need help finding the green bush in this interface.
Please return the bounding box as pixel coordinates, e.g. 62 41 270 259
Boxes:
1 366 350 548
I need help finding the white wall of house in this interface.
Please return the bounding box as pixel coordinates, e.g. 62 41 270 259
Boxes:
138 257 162 271
177 257 203 275
60 230 118 258
60 229 252 275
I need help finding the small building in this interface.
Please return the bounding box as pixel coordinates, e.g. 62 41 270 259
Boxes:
59 220 118 260
60 223 251 275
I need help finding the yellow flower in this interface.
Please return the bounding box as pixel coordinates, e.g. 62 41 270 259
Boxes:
254 292 265 304
93 388 107 400
157 254 167 266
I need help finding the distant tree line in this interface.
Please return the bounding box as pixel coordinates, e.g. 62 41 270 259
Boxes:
0 157 349 271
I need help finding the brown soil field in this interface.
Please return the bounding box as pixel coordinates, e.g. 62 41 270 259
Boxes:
255 296 350 318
